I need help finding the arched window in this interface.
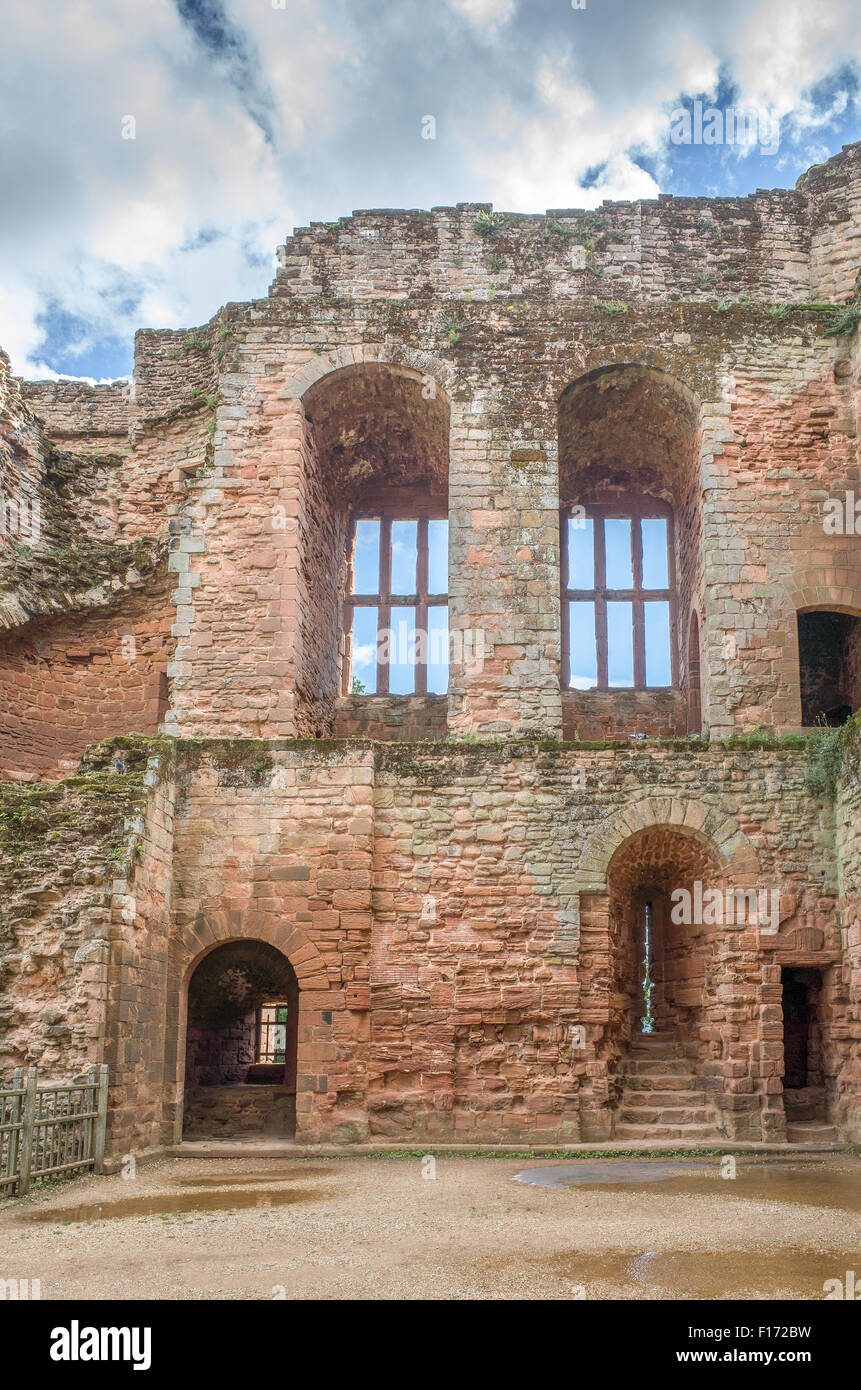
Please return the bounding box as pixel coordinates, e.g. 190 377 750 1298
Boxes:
345 499 448 696
557 365 701 737
561 498 676 690
303 364 450 717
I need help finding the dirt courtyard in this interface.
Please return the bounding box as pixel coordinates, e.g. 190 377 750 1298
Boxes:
1 1153 859 1301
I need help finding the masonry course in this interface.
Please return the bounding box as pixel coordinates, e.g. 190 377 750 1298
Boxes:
1 143 860 1151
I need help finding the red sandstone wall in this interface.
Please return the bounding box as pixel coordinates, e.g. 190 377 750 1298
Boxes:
103 741 175 1153
837 743 861 1142
5 735 855 1149
332 694 447 741
0 583 172 780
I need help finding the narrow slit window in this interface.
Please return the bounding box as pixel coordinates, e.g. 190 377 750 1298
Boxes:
561 502 676 691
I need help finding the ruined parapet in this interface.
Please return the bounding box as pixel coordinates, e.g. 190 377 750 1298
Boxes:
20 378 130 449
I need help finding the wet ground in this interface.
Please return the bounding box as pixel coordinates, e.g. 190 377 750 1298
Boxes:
513 1159 861 1210
1 1153 858 1300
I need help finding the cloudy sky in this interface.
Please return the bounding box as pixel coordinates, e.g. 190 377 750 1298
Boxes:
1 0 859 382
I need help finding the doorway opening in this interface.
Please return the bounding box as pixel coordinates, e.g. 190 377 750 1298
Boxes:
797 610 861 726
608 827 720 1053
183 940 298 1140
781 967 826 1127
778 961 829 1134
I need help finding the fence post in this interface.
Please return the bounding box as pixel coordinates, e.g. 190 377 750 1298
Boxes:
6 1068 22 1191
93 1065 109 1174
17 1067 38 1197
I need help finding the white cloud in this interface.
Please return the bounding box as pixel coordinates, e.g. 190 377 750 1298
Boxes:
0 0 859 380
449 0 517 34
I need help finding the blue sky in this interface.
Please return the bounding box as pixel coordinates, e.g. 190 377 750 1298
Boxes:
1 0 859 382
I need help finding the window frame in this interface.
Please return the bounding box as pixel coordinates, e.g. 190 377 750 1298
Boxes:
343 491 449 696
560 498 678 691
256 1001 289 1065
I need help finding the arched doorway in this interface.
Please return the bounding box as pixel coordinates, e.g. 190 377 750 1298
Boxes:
607 827 721 1048
606 826 725 1140
183 940 299 1140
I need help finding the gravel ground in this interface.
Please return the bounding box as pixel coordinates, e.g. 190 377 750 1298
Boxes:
1 1154 859 1300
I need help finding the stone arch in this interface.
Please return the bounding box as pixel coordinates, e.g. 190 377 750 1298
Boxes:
787 565 861 620
183 938 300 1137
557 362 703 502
175 912 330 994
278 341 458 408
576 794 761 892
767 567 861 727
559 360 703 420
164 913 330 1142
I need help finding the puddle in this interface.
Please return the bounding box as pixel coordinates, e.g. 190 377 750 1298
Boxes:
173 1166 336 1187
515 1161 701 1187
513 1161 861 1211
26 1186 332 1224
545 1248 851 1299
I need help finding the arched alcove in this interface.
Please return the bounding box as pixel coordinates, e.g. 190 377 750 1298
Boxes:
606 825 722 1056
300 362 451 739
557 365 702 739
183 939 299 1140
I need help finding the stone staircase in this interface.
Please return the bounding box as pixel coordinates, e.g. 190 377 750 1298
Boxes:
615 1033 722 1142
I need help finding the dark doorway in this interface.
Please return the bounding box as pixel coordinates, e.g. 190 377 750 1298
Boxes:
183 940 299 1139
782 969 812 1088
781 967 823 1090
797 610 861 726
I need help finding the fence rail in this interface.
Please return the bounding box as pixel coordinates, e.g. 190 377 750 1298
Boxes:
0 1066 108 1197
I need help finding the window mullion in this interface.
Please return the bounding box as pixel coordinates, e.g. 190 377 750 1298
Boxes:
378 516 391 696
632 511 645 689
416 517 428 695
594 514 608 689
343 517 356 696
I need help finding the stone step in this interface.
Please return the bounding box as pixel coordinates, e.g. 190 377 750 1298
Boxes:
614 1122 722 1141
619 1106 714 1125
627 1058 696 1077
786 1122 839 1144
622 1072 699 1092
629 1036 680 1056
622 1089 711 1108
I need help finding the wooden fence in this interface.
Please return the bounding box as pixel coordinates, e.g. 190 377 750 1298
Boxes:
0 1065 108 1197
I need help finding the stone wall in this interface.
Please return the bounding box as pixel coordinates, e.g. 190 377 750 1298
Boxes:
0 579 172 780
836 721 861 1141
0 741 153 1080
1 727 858 1151
1 143 860 1152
